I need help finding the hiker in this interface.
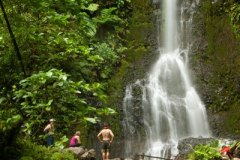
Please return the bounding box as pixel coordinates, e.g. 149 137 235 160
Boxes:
43 118 56 146
69 131 81 147
220 145 231 160
97 123 114 160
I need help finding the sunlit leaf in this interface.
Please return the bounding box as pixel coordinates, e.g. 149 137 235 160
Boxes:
84 117 97 123
0 97 6 104
86 3 99 12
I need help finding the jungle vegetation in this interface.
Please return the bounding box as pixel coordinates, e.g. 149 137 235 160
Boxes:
0 0 131 159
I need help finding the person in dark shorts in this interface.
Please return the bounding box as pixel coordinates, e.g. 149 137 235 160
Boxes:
97 123 114 160
102 140 110 151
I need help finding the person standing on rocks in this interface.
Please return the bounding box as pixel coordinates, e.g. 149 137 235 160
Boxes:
97 123 114 160
43 118 56 146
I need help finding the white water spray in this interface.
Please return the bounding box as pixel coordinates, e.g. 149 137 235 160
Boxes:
123 0 211 158
164 0 177 52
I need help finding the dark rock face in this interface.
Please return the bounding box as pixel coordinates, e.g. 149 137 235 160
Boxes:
176 137 217 159
190 0 240 139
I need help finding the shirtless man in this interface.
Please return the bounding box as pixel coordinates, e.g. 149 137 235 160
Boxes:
97 123 114 160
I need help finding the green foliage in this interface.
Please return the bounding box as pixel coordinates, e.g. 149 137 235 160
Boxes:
17 138 77 160
0 0 131 146
54 135 69 150
219 103 240 135
50 152 76 160
1 68 115 143
93 7 123 24
188 141 221 160
229 3 240 38
0 0 133 157
0 0 129 83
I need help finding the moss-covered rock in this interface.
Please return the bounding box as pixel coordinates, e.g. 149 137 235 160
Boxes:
191 0 240 138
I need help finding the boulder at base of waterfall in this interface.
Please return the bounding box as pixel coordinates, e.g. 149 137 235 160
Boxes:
177 137 216 154
109 158 132 160
80 149 96 160
176 137 216 160
65 147 96 160
66 146 86 157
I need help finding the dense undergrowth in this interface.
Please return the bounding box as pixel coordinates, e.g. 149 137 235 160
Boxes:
5 138 76 160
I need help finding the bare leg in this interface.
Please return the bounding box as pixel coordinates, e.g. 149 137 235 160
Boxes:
106 151 109 160
101 151 104 160
102 151 107 160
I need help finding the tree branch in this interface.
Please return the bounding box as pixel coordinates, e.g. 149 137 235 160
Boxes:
0 0 26 76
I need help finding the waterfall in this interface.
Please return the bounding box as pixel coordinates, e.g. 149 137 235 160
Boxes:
123 0 211 159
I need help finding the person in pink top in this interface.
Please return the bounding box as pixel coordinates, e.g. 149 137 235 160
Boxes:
69 131 81 147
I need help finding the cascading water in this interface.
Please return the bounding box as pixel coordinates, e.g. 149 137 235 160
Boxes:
123 0 211 159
